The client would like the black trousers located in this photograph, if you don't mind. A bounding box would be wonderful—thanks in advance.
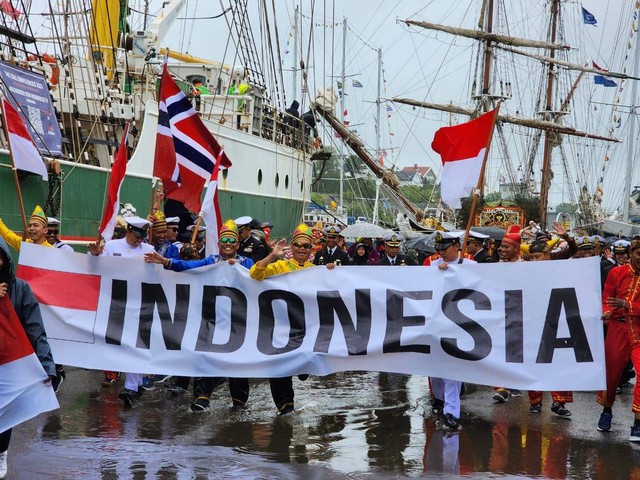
[0,429,11,453]
[193,377,226,398]
[270,377,294,410]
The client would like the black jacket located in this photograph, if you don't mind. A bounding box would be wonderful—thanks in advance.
[238,235,270,263]
[473,249,495,263]
[313,246,351,266]
[377,254,418,266]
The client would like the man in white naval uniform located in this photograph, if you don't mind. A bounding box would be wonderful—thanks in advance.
[46,217,74,252]
[88,216,155,406]
[428,231,475,431]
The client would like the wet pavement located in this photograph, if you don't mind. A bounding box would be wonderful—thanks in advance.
[8,368,640,479]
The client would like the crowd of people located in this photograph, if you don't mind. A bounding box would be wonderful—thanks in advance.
[2,202,640,477]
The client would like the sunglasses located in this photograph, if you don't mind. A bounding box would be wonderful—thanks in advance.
[220,237,237,244]
[292,242,312,249]
[47,229,59,235]
[169,227,179,233]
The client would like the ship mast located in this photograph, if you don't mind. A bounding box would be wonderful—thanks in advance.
[372,47,382,225]
[538,0,560,228]
[622,16,640,223]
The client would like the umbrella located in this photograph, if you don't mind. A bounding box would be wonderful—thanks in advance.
[404,233,436,256]
[471,226,505,241]
[340,222,389,239]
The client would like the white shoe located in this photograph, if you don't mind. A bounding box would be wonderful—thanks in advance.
[0,450,8,479]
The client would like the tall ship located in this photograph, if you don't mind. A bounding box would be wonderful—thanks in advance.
[0,0,314,244]
[306,1,637,237]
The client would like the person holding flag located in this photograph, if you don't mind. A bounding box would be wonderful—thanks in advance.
[153,57,231,217]
[0,206,67,393]
[145,219,254,412]
[0,236,58,478]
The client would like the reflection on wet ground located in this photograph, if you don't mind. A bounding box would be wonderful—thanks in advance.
[9,369,640,479]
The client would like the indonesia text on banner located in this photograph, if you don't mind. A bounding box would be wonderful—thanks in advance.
[17,243,605,391]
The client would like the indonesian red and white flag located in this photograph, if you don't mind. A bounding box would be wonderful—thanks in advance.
[17,261,101,347]
[0,296,59,433]
[431,108,499,209]
[98,125,129,240]
[202,151,225,257]
[2,98,48,181]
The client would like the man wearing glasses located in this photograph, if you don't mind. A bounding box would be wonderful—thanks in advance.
[46,218,73,252]
[250,223,335,415]
[145,219,254,412]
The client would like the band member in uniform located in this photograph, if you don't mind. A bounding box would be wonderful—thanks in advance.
[377,232,417,265]
[249,223,335,415]
[313,225,351,266]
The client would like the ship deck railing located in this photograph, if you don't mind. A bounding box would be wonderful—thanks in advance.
[195,94,313,154]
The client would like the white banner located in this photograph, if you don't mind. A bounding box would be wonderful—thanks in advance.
[17,243,606,391]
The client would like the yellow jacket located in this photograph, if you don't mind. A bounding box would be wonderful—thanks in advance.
[0,219,52,251]
[250,259,314,280]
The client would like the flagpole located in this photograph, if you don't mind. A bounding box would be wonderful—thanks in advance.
[0,100,29,239]
[191,214,204,244]
[460,103,501,260]
[98,123,129,242]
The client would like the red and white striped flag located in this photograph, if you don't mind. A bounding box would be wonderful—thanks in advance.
[98,125,129,240]
[1,98,48,180]
[431,108,499,209]
[0,296,59,432]
[17,264,101,346]
[202,151,225,257]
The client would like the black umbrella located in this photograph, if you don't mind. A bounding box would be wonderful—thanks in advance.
[471,226,505,241]
[404,233,436,256]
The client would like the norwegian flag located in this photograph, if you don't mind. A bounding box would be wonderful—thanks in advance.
[154,60,231,213]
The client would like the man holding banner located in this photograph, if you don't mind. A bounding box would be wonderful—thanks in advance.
[88,216,154,406]
[250,223,335,415]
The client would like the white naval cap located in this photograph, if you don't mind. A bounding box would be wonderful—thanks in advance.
[47,217,60,226]
[234,216,252,227]
[125,216,151,236]
[468,229,490,240]
[165,216,180,225]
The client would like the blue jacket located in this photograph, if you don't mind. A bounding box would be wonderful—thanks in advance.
[167,254,254,272]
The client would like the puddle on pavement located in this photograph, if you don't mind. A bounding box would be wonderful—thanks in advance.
[9,370,640,479]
